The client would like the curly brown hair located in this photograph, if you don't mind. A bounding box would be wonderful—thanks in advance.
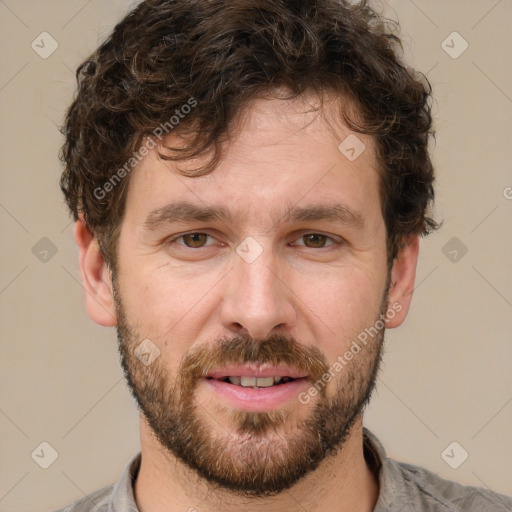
[60,0,439,269]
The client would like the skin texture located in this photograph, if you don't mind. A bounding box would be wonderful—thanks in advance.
[75,92,419,512]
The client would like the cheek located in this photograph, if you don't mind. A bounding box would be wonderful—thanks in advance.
[117,261,224,350]
[296,266,385,356]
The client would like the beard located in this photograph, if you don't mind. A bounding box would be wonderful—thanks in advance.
[114,280,388,497]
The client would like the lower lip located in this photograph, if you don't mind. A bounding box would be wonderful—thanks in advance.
[203,378,309,412]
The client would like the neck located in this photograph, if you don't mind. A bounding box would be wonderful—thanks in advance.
[133,415,379,512]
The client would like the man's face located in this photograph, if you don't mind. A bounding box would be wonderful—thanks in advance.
[112,93,391,495]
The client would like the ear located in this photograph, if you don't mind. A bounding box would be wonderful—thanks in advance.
[74,217,117,327]
[385,236,419,329]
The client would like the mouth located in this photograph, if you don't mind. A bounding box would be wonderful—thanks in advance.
[207,375,299,388]
[202,365,310,411]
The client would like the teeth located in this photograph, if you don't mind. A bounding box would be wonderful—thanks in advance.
[227,376,286,387]
[254,377,275,387]
[240,376,256,387]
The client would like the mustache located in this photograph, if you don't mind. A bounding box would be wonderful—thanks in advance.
[179,333,329,387]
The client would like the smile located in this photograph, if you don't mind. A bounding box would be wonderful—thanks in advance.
[202,365,310,411]
[213,375,297,388]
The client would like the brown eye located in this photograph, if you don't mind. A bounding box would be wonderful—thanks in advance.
[301,234,330,248]
[180,233,210,248]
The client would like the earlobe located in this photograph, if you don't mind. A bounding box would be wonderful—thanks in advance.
[74,218,117,327]
[385,236,419,329]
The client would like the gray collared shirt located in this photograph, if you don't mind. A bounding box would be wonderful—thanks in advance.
[53,428,512,511]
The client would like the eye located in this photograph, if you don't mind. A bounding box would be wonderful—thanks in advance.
[170,232,215,248]
[292,233,337,248]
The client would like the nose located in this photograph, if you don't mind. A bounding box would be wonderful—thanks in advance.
[219,244,296,340]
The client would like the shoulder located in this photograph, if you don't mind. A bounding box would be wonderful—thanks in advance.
[363,428,512,512]
[51,452,141,512]
[51,483,114,512]
[393,459,512,511]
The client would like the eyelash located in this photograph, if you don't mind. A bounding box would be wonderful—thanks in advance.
[166,232,340,249]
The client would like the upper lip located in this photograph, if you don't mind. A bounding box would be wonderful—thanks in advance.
[206,364,307,379]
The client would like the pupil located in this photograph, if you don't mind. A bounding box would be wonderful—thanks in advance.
[305,234,325,248]
[185,233,206,247]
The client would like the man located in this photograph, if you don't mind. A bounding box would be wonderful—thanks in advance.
[56,0,512,511]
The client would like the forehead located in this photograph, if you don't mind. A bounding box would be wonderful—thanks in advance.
[123,92,382,229]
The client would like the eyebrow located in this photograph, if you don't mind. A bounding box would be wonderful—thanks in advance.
[144,201,365,230]
[282,203,365,228]
[144,202,236,227]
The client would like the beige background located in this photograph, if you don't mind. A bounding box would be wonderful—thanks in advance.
[1,1,511,511]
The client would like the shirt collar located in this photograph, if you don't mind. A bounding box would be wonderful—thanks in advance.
[109,450,141,512]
